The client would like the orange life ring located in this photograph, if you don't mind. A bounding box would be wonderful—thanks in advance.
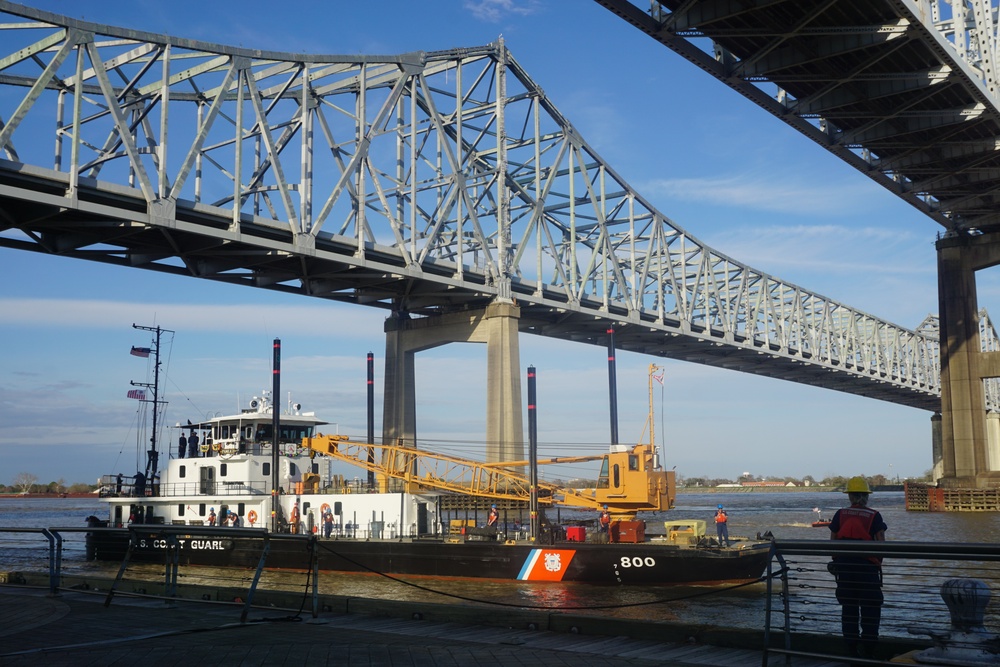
[290,505,300,534]
[320,503,331,515]
[247,510,258,525]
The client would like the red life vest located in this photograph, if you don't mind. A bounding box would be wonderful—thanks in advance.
[715,510,727,524]
[833,505,881,565]
[833,506,876,540]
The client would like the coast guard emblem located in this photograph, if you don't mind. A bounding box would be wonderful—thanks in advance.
[544,552,562,572]
[517,548,576,581]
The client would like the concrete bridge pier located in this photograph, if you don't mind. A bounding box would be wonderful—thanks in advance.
[935,232,1000,489]
[381,301,525,489]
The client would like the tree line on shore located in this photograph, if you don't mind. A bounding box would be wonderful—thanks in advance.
[564,471,932,489]
[2,472,95,496]
[5,469,934,496]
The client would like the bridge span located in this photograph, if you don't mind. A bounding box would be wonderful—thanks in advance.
[0,0,943,421]
[593,0,1000,487]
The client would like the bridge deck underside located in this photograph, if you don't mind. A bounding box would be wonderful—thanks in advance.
[598,0,1000,231]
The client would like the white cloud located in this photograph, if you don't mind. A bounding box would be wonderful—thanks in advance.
[463,0,538,22]
[0,298,386,338]
[641,174,887,216]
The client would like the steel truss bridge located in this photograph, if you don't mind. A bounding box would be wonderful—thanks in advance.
[0,1,979,413]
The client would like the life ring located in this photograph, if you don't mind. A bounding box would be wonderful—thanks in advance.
[321,503,331,516]
[290,505,300,534]
[247,510,258,525]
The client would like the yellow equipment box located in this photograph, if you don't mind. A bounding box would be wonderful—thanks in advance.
[663,520,706,545]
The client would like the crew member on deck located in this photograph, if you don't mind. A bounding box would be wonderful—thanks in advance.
[487,504,499,527]
[188,431,199,458]
[829,476,887,660]
[323,509,334,538]
[714,504,730,547]
[208,507,217,526]
[178,433,187,459]
[115,473,123,495]
[599,505,611,539]
[133,471,146,498]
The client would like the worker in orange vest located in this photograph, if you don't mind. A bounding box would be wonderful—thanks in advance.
[829,476,887,660]
[714,504,730,547]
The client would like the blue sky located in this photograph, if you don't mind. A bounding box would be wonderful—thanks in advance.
[0,0,973,486]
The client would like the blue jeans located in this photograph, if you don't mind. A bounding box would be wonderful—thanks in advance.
[716,522,729,546]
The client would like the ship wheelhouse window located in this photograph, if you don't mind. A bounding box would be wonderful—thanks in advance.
[177,504,184,516]
[220,463,227,477]
[179,466,186,478]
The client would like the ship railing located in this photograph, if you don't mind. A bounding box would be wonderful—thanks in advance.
[98,480,270,498]
[765,539,1000,665]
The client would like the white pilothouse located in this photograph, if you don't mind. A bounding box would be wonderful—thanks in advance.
[98,390,441,539]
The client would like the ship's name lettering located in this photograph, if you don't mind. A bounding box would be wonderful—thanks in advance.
[619,556,656,568]
[138,538,225,550]
[190,539,225,550]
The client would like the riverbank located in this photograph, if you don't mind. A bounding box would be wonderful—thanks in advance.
[678,486,838,493]
[678,485,904,493]
[0,493,97,499]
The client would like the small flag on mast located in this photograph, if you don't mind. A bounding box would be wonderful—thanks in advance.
[130,346,151,358]
[127,389,146,400]
[652,372,664,385]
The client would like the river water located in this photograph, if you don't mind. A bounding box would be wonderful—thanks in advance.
[1,492,998,632]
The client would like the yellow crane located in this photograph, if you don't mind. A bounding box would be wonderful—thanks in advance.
[300,435,675,519]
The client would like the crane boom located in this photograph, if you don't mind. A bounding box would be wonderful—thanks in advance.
[301,435,675,517]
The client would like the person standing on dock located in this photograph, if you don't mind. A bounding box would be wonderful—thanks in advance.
[829,476,887,661]
[714,505,730,547]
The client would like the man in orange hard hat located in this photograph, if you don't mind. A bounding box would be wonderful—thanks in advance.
[829,476,887,661]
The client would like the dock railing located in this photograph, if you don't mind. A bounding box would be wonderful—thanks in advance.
[766,539,1000,665]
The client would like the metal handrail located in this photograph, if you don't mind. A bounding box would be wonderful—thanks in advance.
[765,539,1000,666]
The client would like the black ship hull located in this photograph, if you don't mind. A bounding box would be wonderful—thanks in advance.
[86,529,770,584]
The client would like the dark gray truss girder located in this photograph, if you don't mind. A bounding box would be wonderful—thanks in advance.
[595,0,1000,231]
[0,1,945,411]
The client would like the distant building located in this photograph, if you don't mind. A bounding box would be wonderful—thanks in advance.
[740,481,795,487]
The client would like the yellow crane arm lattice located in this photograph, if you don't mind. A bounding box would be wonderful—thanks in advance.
[301,435,676,518]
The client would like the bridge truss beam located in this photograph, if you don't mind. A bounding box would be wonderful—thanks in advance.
[0,2,940,409]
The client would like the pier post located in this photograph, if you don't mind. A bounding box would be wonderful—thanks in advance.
[382,302,525,475]
[935,232,1000,491]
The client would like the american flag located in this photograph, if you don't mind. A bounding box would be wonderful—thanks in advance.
[127,389,146,400]
[130,346,151,358]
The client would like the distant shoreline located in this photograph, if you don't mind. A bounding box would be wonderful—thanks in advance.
[678,486,838,494]
[678,485,904,494]
[0,493,98,499]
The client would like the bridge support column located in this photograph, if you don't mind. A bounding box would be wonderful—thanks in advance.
[382,301,524,464]
[936,233,1000,489]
